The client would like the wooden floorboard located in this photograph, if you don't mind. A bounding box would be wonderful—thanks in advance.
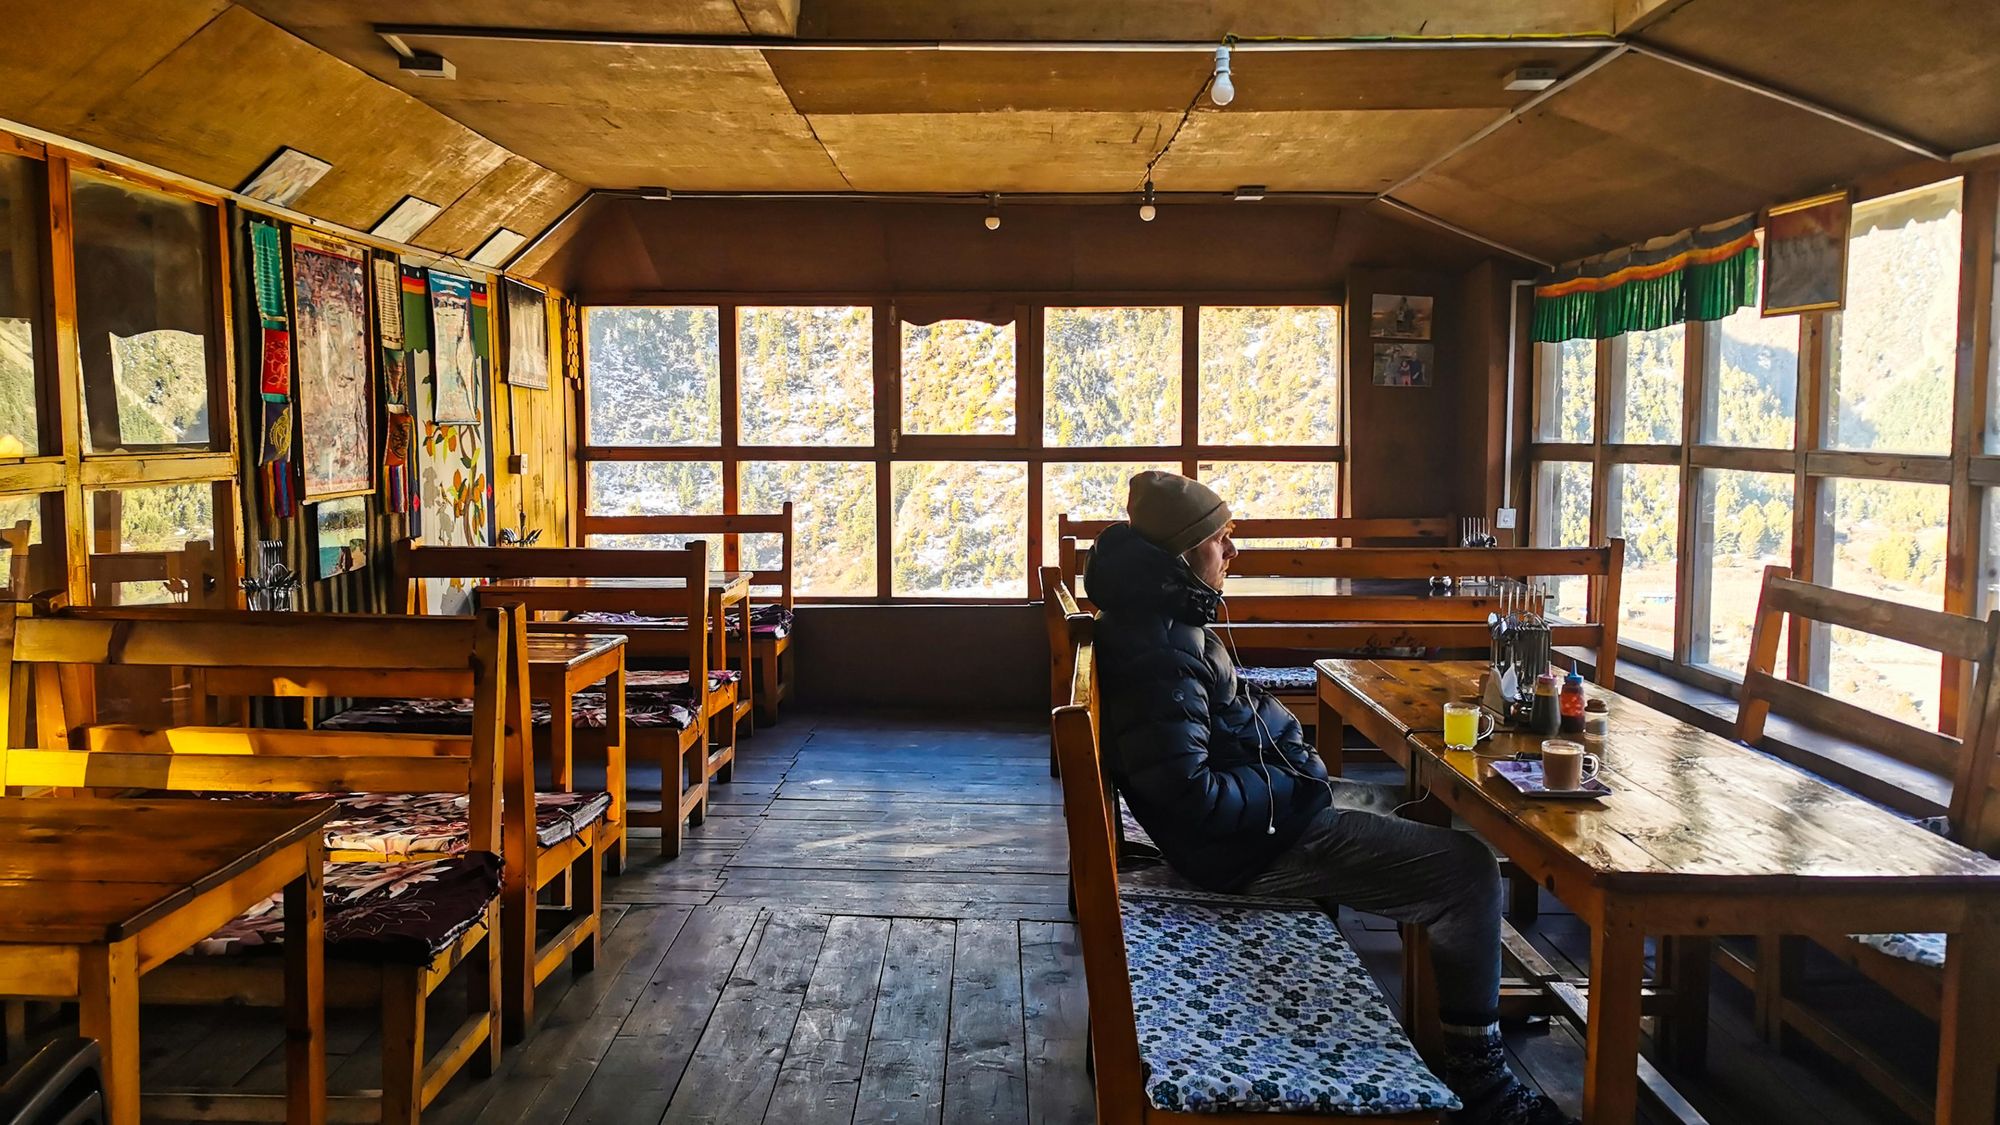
[121,711,1941,1125]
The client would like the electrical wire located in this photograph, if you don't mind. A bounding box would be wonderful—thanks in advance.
[1138,54,1221,189]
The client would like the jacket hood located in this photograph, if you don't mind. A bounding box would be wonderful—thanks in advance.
[1084,522,1220,626]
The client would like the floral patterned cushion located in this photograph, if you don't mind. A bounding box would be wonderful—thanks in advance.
[323,693,695,732]
[625,668,743,690]
[206,791,610,857]
[571,604,793,640]
[1120,892,1459,1115]
[191,853,502,965]
[1849,931,1946,968]
[1239,665,1319,694]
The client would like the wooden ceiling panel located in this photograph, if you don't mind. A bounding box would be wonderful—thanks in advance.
[0,0,229,127]
[1152,109,1505,193]
[1208,47,1604,112]
[413,156,583,257]
[1640,0,2000,153]
[798,0,1611,41]
[54,6,518,228]
[806,112,1180,192]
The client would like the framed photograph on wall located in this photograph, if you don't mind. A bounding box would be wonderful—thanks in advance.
[1370,294,1433,340]
[1371,341,1433,387]
[1762,190,1850,316]
[311,495,369,579]
[503,279,551,389]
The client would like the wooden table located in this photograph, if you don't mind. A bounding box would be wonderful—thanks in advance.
[1315,658,2000,1125]
[526,632,629,871]
[0,798,333,1125]
[481,573,753,702]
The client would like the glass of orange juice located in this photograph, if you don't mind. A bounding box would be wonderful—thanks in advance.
[1443,701,1493,750]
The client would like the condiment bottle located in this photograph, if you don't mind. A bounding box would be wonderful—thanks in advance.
[1583,698,1610,738]
[1530,672,1562,736]
[1559,669,1587,733]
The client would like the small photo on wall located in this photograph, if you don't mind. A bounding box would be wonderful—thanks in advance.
[1372,342,1433,387]
[312,496,369,580]
[1763,190,1850,316]
[1370,294,1433,340]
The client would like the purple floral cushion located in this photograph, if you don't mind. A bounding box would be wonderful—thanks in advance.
[323,694,695,733]
[191,853,502,965]
[196,791,612,857]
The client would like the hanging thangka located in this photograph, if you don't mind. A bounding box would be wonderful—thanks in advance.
[377,258,418,513]
[290,230,373,499]
[1531,212,1759,344]
[249,220,297,519]
[426,271,483,424]
[412,266,491,605]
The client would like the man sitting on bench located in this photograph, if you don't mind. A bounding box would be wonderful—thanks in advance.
[1088,471,1570,1125]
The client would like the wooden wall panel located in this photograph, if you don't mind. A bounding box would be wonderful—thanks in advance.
[1343,267,1464,519]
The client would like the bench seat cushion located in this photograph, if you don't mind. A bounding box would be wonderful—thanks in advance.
[316,790,612,856]
[323,694,696,733]
[571,605,794,640]
[1850,931,1946,968]
[1121,892,1459,1116]
[193,853,502,965]
[1238,665,1318,694]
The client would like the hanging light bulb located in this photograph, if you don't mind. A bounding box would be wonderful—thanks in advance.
[984,193,1001,231]
[1139,180,1157,223]
[1210,44,1235,107]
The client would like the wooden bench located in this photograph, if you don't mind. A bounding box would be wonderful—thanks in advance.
[1062,529,1625,744]
[580,506,797,725]
[1051,617,1456,1122]
[1724,566,2000,1120]
[1040,565,1085,777]
[0,607,513,1122]
[393,540,725,857]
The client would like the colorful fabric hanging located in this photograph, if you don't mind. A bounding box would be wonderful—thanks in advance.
[251,222,288,325]
[249,220,299,520]
[1532,213,1759,343]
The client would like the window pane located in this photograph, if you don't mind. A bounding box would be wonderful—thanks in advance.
[1702,297,1797,449]
[585,307,719,446]
[1197,306,1341,445]
[71,174,214,452]
[1691,470,1792,672]
[1197,460,1340,520]
[891,461,1026,597]
[1608,463,1679,653]
[741,461,877,597]
[1819,477,1947,727]
[585,461,723,534]
[740,306,873,446]
[1533,461,1593,619]
[87,483,216,606]
[1985,490,2000,616]
[1535,339,1594,443]
[0,493,59,598]
[0,154,45,458]
[900,319,1015,436]
[1827,179,1962,455]
[1042,461,1177,564]
[1044,307,1180,447]
[1610,325,1683,444]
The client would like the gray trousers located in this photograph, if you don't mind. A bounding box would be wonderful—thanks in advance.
[1242,780,1504,1026]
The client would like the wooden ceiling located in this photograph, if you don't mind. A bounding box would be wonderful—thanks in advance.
[4,0,1994,270]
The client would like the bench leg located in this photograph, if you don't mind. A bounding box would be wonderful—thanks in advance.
[572,841,602,976]
[470,917,502,1078]
[1656,935,1710,1074]
[380,964,425,1125]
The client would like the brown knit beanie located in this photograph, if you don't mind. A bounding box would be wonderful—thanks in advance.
[1127,471,1231,557]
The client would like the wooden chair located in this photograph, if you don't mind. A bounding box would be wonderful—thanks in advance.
[579,506,797,725]
[0,607,512,1123]
[1051,618,1454,1124]
[395,540,720,859]
[1723,566,2000,1120]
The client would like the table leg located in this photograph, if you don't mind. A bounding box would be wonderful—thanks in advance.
[1314,682,1343,778]
[76,940,139,1125]
[1583,909,1646,1125]
[1937,922,2000,1125]
[1655,935,1710,1074]
[284,856,327,1125]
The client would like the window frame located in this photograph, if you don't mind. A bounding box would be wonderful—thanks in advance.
[577,292,1347,603]
[1528,171,1994,738]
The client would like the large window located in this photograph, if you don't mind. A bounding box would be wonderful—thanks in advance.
[583,301,1343,600]
[1528,174,1986,748]
[0,153,45,459]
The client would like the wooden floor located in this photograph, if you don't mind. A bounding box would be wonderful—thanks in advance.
[133,712,1922,1124]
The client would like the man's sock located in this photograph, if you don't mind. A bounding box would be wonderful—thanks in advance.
[1436,1023,1574,1125]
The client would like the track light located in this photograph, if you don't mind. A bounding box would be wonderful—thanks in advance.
[984,193,1001,231]
[1139,180,1157,222]
[1210,45,1234,106]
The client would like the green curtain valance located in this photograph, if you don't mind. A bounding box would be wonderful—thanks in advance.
[1532,213,1759,343]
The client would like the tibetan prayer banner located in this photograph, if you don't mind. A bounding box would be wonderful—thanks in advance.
[1533,213,1758,343]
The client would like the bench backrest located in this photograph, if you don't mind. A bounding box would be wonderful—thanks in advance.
[575,504,795,611]
[1737,566,2000,853]
[1040,566,1084,710]
[0,607,523,857]
[87,540,221,607]
[1050,622,1156,1120]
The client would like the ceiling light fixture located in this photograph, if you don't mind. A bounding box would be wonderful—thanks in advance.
[984,193,1001,231]
[1233,185,1266,202]
[1505,64,1558,92]
[397,50,456,80]
[1210,45,1235,106]
[1139,181,1157,222]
